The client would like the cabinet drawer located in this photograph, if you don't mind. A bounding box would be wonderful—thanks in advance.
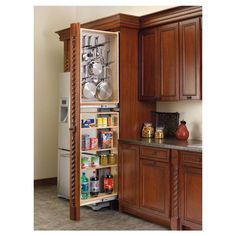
[140,146,170,161]
[182,151,202,165]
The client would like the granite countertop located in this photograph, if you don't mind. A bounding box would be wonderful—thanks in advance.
[119,137,202,153]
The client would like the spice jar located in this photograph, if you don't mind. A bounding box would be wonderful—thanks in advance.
[155,127,164,139]
[142,123,154,138]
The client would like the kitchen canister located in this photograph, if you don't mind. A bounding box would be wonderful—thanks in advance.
[142,123,154,138]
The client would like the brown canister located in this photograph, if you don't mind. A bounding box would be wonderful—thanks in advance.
[100,154,108,165]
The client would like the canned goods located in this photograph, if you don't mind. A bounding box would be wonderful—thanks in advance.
[82,134,90,150]
[96,117,103,127]
[102,117,107,127]
[107,116,115,126]
[100,154,108,165]
[108,153,116,165]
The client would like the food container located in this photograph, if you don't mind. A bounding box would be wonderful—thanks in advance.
[99,131,113,149]
[102,117,107,127]
[82,134,90,150]
[96,117,103,127]
[108,153,116,165]
[155,127,164,139]
[90,137,98,150]
[107,116,115,126]
[91,155,99,167]
[142,123,154,138]
[100,154,108,165]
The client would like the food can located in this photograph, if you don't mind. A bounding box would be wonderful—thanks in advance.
[96,117,103,127]
[107,116,115,126]
[102,117,107,127]
[82,134,90,150]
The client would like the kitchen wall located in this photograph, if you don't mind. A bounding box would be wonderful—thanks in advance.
[34,6,172,180]
[156,101,202,140]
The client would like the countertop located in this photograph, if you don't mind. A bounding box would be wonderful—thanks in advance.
[119,137,202,153]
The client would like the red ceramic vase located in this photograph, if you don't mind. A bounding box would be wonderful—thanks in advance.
[176,120,189,141]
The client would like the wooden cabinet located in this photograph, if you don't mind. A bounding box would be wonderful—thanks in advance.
[140,147,170,219]
[139,17,202,101]
[156,23,179,101]
[139,28,157,100]
[179,151,202,230]
[179,18,201,100]
[119,144,139,208]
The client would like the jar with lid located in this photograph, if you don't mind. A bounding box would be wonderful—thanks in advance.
[108,153,116,165]
[142,123,154,138]
[100,154,108,165]
[155,127,164,139]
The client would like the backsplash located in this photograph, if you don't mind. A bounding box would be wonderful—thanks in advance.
[156,100,202,140]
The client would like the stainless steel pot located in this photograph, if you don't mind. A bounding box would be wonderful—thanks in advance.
[96,80,112,101]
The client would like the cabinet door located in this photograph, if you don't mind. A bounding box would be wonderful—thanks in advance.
[140,158,170,218]
[139,28,157,100]
[180,151,202,229]
[119,144,139,208]
[156,23,179,101]
[179,18,201,100]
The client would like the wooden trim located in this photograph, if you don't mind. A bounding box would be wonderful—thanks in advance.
[140,6,202,29]
[34,177,57,187]
[69,23,81,221]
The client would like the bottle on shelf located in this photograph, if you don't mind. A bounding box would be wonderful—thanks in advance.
[81,172,89,199]
[90,171,99,197]
[104,171,113,194]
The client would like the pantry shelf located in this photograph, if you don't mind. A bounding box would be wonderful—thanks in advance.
[82,164,117,171]
[81,126,118,130]
[81,148,118,153]
[80,192,118,206]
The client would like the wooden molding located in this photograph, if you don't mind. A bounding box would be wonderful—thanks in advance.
[140,6,202,29]
[34,177,57,187]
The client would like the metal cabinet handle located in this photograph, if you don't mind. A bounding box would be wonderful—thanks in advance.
[187,96,192,100]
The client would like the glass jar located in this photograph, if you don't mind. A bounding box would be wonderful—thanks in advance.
[100,154,108,165]
[108,153,116,165]
[155,127,164,139]
[142,123,154,138]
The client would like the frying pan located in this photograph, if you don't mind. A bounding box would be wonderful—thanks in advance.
[82,80,97,99]
[96,80,113,101]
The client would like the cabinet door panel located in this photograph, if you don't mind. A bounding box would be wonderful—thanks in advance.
[139,29,157,100]
[156,23,179,101]
[119,144,139,207]
[179,18,201,100]
[140,158,170,217]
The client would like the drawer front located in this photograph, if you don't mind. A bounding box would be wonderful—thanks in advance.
[181,151,202,166]
[140,146,170,161]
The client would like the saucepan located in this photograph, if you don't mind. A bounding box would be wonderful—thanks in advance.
[82,79,97,99]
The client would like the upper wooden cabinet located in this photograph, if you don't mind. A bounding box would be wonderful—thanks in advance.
[179,18,201,100]
[139,17,202,101]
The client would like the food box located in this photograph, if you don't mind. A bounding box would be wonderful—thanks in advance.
[81,119,95,128]
[91,155,99,167]
[81,156,91,169]
[90,137,98,150]
[99,131,113,149]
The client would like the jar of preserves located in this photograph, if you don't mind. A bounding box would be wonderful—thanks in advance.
[108,153,116,165]
[100,154,108,165]
[155,127,164,139]
[142,123,154,138]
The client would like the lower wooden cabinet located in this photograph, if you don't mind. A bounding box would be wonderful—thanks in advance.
[179,151,202,230]
[118,143,202,230]
[118,144,139,209]
[140,157,170,219]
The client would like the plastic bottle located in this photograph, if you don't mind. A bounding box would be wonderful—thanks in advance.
[90,171,99,197]
[81,172,89,199]
[104,171,113,194]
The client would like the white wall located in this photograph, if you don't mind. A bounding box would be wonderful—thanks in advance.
[156,101,202,140]
[34,6,172,180]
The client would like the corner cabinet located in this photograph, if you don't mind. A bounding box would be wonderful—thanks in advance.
[139,17,202,101]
